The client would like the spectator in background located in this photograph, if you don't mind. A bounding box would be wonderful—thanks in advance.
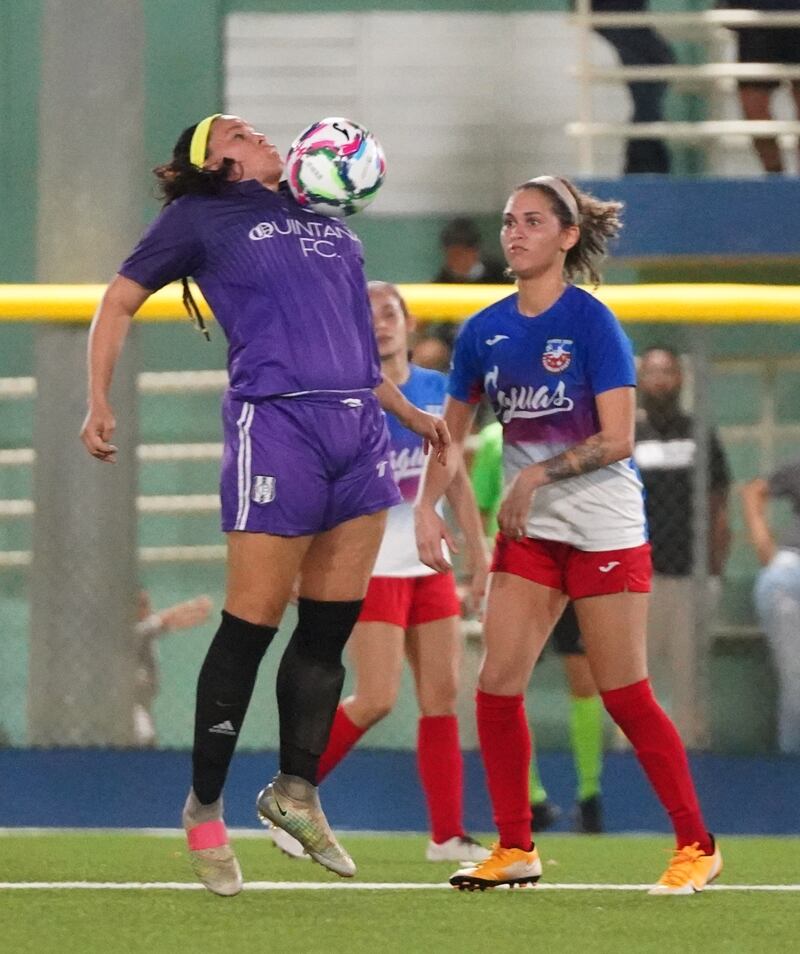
[719,0,800,174]
[433,217,509,285]
[740,462,800,753]
[429,217,509,360]
[634,347,731,749]
[591,0,676,174]
[412,330,452,373]
[134,590,213,747]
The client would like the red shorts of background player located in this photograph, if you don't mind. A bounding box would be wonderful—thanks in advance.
[359,571,462,628]
[491,535,651,600]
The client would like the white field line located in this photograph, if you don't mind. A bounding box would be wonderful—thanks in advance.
[0,881,798,892]
[0,827,421,839]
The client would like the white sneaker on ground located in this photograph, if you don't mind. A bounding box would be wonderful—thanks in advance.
[426,835,491,863]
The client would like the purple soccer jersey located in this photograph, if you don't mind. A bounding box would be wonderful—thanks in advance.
[120,180,381,400]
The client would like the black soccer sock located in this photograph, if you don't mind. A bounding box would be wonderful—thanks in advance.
[192,610,277,805]
[276,597,363,784]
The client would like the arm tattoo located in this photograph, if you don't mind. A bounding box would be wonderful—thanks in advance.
[543,435,610,483]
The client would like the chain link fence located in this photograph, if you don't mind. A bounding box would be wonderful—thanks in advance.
[1,309,798,753]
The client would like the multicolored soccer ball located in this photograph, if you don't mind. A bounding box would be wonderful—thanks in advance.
[285,117,386,218]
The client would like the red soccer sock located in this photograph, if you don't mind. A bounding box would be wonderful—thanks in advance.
[476,690,533,850]
[601,679,713,854]
[316,704,366,783]
[417,715,465,844]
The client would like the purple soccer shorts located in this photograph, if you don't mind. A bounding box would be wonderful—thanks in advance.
[220,390,401,536]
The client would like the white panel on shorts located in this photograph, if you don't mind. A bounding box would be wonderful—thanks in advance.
[234,401,255,531]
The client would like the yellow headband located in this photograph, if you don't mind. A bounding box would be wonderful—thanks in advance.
[189,113,222,170]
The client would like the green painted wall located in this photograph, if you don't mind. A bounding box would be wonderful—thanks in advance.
[0,2,41,282]
[143,0,223,222]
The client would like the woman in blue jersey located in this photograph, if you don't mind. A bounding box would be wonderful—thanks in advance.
[79,114,448,896]
[269,282,490,863]
[415,176,721,895]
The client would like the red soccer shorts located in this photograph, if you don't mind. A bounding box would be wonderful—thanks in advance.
[359,572,462,628]
[491,535,652,600]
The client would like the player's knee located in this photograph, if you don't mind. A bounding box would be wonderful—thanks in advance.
[478,660,527,696]
[357,696,395,726]
[418,679,458,716]
[290,597,364,665]
[224,595,286,629]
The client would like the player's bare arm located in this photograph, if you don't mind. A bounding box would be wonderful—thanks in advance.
[740,477,777,566]
[375,375,450,463]
[415,396,475,572]
[81,274,152,462]
[497,386,635,537]
[445,461,490,611]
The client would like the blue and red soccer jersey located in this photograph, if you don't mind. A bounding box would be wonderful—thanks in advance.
[449,286,646,551]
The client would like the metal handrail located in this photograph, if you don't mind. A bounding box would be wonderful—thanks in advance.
[577,11,800,29]
[584,63,800,84]
[570,3,800,173]
[568,119,800,140]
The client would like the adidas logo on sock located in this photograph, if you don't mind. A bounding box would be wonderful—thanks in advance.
[209,720,237,736]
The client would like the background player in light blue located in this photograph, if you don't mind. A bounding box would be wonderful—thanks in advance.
[416,175,720,895]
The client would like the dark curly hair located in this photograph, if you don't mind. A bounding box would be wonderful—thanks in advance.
[514,177,623,287]
[153,123,237,206]
[153,122,238,340]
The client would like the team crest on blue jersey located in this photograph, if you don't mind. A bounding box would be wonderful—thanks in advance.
[251,475,276,504]
[542,339,574,373]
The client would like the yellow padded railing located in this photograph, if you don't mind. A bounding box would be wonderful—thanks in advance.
[0,283,799,323]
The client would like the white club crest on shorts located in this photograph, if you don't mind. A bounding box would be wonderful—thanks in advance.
[251,475,276,504]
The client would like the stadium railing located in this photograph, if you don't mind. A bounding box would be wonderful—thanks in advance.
[569,2,800,174]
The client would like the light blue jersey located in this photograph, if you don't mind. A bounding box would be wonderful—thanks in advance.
[373,365,446,576]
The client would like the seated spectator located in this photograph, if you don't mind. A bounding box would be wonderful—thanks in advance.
[719,0,800,174]
[432,217,508,284]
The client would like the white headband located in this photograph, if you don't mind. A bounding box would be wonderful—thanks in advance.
[525,176,580,224]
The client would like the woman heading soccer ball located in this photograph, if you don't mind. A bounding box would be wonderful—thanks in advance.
[80,114,449,896]
[415,175,722,895]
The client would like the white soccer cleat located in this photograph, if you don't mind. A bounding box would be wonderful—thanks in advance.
[426,835,491,863]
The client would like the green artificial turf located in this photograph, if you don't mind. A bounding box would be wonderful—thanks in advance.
[1,833,797,954]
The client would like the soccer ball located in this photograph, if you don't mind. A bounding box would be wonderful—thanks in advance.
[285,117,386,218]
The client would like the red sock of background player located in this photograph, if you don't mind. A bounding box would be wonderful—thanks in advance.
[602,679,713,853]
[316,704,366,782]
[417,715,465,844]
[476,690,533,850]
